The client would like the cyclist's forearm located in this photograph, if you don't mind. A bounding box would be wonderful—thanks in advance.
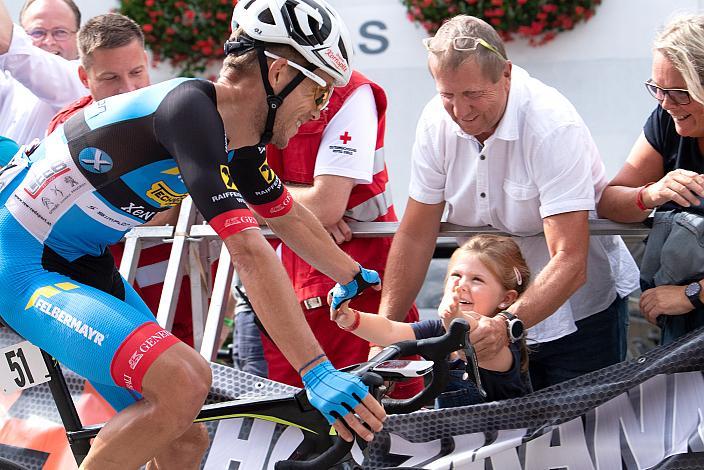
[224,231,325,372]
[266,202,358,283]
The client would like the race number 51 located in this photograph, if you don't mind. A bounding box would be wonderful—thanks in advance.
[0,341,51,394]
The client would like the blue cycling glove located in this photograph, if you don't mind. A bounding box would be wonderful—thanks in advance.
[329,264,381,309]
[302,360,368,424]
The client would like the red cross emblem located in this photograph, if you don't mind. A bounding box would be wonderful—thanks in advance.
[339,131,352,145]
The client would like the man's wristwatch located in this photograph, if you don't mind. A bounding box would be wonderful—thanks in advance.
[497,311,525,343]
[685,282,704,309]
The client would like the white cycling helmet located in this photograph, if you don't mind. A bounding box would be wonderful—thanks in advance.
[230,0,353,86]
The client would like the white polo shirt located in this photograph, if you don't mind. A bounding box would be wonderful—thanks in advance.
[410,65,639,343]
[0,24,85,144]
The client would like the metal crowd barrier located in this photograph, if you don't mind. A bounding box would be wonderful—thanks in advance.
[117,197,650,362]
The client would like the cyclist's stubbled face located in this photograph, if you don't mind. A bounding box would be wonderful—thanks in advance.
[444,254,515,318]
[270,67,331,149]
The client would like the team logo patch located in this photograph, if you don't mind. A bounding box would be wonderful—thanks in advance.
[259,160,275,184]
[339,131,352,144]
[23,162,70,199]
[220,165,238,190]
[78,148,113,174]
[146,181,187,207]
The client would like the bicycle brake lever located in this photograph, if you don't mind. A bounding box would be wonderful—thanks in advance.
[463,343,487,399]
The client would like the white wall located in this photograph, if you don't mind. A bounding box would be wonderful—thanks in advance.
[8,0,704,215]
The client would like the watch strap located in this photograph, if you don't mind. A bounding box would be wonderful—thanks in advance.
[687,283,704,309]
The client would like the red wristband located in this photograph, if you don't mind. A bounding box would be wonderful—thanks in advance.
[636,183,654,211]
[339,309,361,332]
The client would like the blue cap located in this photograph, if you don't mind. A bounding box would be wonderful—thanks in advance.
[0,136,19,167]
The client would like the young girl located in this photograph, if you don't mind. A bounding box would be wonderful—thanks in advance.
[331,234,532,407]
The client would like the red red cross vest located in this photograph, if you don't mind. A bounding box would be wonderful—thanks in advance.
[267,71,397,303]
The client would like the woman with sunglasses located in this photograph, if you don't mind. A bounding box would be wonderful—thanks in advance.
[598,14,704,345]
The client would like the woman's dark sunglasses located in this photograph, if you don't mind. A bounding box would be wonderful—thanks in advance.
[644,80,691,105]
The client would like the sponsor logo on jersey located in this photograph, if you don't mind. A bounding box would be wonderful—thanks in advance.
[211,191,245,203]
[123,374,134,390]
[85,205,133,228]
[25,283,105,346]
[127,330,173,371]
[259,160,275,184]
[220,165,238,190]
[223,215,258,228]
[24,162,70,198]
[121,202,157,221]
[269,191,292,214]
[146,181,187,207]
[79,147,113,174]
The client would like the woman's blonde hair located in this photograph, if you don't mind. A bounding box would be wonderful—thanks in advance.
[654,14,704,105]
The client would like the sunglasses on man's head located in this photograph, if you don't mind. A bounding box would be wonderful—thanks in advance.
[422,36,506,60]
[644,80,691,106]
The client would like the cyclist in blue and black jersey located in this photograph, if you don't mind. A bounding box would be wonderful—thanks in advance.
[0,1,385,468]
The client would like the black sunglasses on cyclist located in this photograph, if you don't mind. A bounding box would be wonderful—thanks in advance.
[644,80,691,106]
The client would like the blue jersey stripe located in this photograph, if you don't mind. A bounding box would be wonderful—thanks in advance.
[83,78,195,131]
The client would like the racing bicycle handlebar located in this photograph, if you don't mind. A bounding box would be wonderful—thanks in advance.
[275,318,470,469]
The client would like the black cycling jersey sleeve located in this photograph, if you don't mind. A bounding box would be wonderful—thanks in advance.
[227,145,293,218]
[153,80,253,224]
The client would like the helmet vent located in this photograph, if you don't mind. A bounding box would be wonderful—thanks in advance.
[258,9,275,26]
[337,37,347,61]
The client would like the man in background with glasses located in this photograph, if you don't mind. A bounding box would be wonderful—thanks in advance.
[0,0,84,144]
[379,15,639,390]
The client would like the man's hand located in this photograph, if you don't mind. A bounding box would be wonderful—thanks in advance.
[329,265,381,310]
[640,285,693,325]
[468,315,508,362]
[325,218,352,245]
[301,360,386,442]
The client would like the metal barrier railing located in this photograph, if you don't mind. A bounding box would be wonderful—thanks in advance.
[117,197,649,361]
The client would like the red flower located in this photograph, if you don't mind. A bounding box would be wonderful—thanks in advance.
[216,11,229,21]
[575,5,585,15]
[542,4,558,13]
[145,0,154,6]
[490,0,503,5]
[517,0,528,4]
[142,24,153,33]
[490,18,501,26]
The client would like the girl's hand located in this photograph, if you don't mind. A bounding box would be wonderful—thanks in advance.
[329,297,357,328]
[438,278,461,323]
